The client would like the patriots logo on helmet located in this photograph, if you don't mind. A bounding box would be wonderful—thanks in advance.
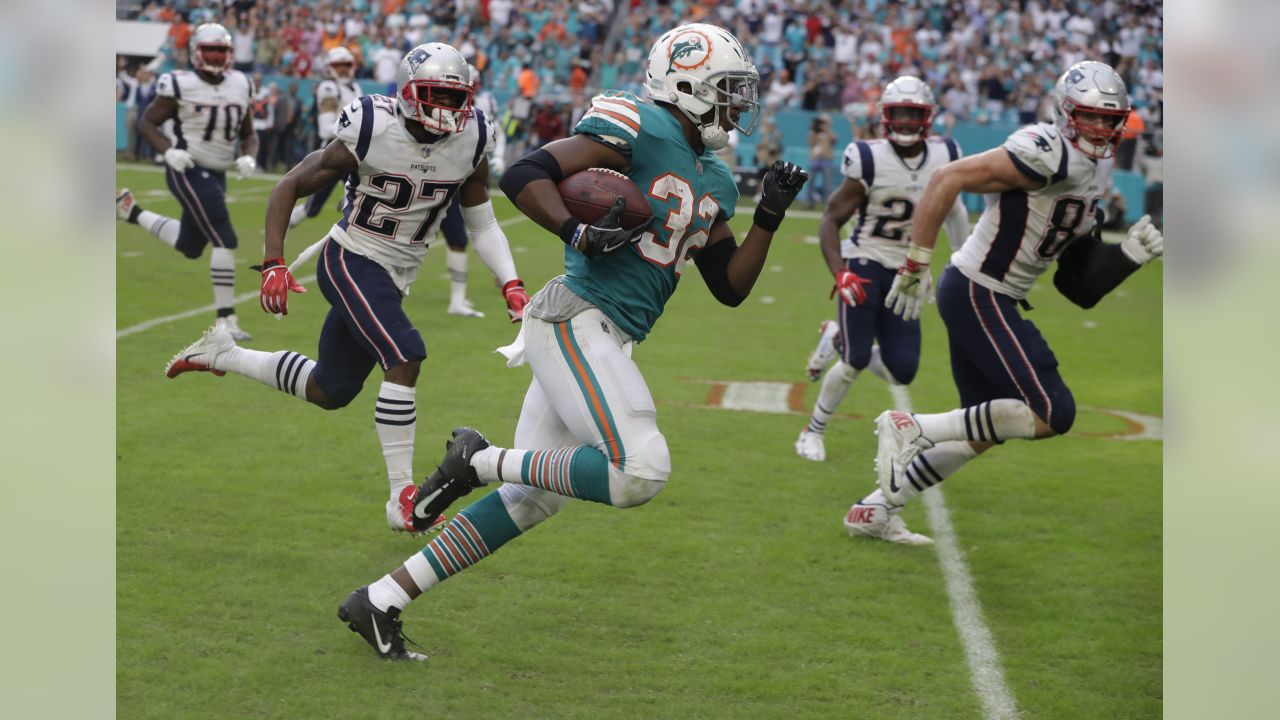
[666,32,711,74]
[1066,68,1085,86]
[406,48,432,73]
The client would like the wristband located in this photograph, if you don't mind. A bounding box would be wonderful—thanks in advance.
[903,244,932,270]
[261,257,286,271]
[559,218,584,246]
[752,205,784,233]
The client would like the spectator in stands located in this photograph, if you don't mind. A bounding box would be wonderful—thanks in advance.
[133,68,158,162]
[532,101,566,149]
[252,79,276,169]
[806,115,837,208]
[271,80,301,173]
[765,68,798,109]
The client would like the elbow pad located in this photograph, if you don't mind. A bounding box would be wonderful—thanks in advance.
[1053,236,1140,309]
[498,149,564,206]
[695,239,746,307]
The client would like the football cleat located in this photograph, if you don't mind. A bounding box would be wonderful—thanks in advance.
[387,484,446,534]
[874,410,933,505]
[164,324,234,378]
[116,188,137,223]
[843,496,933,545]
[216,313,252,342]
[805,319,841,381]
[794,428,826,462]
[337,586,427,661]
[411,427,490,531]
[447,298,485,318]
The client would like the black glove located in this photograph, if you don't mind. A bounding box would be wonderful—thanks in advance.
[754,160,809,232]
[560,196,650,257]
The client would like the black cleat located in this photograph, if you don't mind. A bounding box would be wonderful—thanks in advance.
[337,586,427,661]
[411,427,491,530]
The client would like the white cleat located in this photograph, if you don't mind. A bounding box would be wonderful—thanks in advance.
[795,429,826,462]
[216,314,252,342]
[447,299,485,318]
[116,188,136,222]
[805,319,841,381]
[874,410,932,505]
[165,323,236,378]
[386,485,445,535]
[843,497,933,545]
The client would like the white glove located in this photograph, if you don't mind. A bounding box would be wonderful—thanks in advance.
[163,147,195,172]
[1120,214,1163,265]
[234,155,257,180]
[885,245,934,321]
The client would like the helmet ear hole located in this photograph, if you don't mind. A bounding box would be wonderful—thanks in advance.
[676,81,693,95]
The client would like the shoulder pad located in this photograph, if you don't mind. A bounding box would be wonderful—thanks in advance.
[333,95,396,161]
[1004,124,1068,185]
[156,72,180,99]
[575,92,643,148]
[931,136,962,161]
[841,140,875,186]
[316,80,339,99]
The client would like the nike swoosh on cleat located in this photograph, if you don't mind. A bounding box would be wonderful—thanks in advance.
[888,467,901,494]
[414,487,444,518]
[370,614,392,654]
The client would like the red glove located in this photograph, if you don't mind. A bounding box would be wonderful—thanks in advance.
[259,257,307,315]
[830,269,871,307]
[502,279,530,322]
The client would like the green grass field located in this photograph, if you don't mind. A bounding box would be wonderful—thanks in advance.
[116,164,1161,719]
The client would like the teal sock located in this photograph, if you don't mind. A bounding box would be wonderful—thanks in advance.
[520,446,612,505]
[421,491,523,581]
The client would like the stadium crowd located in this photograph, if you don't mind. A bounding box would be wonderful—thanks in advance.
[117,0,1162,187]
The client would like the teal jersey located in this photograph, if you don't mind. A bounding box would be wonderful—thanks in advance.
[564,92,739,342]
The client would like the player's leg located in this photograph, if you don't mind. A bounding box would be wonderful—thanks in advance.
[115,188,181,247]
[342,377,578,660]
[796,260,881,461]
[288,175,340,228]
[441,196,482,317]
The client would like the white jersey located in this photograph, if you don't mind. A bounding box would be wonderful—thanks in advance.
[315,78,364,141]
[952,123,1112,299]
[839,136,963,268]
[156,69,253,172]
[329,94,491,290]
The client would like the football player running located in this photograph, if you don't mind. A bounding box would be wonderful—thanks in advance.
[795,77,967,460]
[286,47,364,230]
[116,23,258,341]
[864,61,1162,534]
[164,44,531,536]
[335,24,807,660]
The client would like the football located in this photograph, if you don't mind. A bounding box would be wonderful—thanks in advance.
[557,168,653,230]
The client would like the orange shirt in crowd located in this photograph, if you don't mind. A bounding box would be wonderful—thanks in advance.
[570,65,588,92]
[1121,110,1145,140]
[518,67,540,98]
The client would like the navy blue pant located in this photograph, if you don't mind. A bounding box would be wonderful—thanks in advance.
[441,194,467,249]
[936,265,1076,435]
[164,165,237,258]
[311,239,427,408]
[838,257,921,385]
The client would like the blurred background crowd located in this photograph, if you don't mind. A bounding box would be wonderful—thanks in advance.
[115,0,1162,221]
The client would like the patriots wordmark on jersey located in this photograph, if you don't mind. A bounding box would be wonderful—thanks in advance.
[564,92,740,342]
[839,136,962,269]
[951,123,1113,299]
[328,94,492,290]
[156,69,253,172]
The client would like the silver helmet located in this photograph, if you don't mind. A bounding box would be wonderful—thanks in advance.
[189,23,233,78]
[1052,60,1131,159]
[879,76,936,146]
[325,46,357,82]
[645,23,760,150]
[395,43,473,134]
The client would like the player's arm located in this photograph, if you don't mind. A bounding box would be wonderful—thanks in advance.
[234,98,259,179]
[819,177,873,307]
[264,141,357,259]
[1054,212,1163,309]
[695,161,809,306]
[886,149,1042,320]
[943,196,970,252]
[460,156,529,321]
[138,97,178,154]
[498,134,638,254]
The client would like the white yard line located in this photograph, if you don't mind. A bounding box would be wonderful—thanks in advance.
[888,383,1022,720]
[116,216,530,340]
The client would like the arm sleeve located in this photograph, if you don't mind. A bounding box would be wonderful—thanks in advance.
[693,238,747,307]
[461,200,518,285]
[1052,233,1142,309]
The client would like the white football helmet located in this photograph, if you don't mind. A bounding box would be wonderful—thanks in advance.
[1052,60,1131,159]
[645,23,760,150]
[325,46,357,82]
[189,23,233,78]
[879,76,936,146]
[395,43,473,134]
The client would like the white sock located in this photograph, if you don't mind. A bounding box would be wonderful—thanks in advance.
[288,204,308,228]
[866,345,895,384]
[470,444,522,484]
[210,247,236,312]
[446,249,468,305]
[375,382,416,496]
[913,399,1037,444]
[137,210,179,247]
[805,361,858,434]
[892,441,980,504]
[403,551,439,594]
[215,347,315,399]
[367,574,412,612]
